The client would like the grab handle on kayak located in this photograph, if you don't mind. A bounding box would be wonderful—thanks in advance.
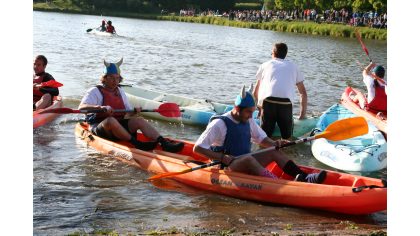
[352,179,387,193]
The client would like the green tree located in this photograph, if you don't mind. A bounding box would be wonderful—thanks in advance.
[352,0,371,11]
[294,0,304,10]
[369,0,386,12]
[264,0,276,10]
[126,0,142,11]
[275,0,295,10]
[315,0,334,11]
[333,0,352,9]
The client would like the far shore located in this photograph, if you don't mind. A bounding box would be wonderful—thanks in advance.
[33,5,387,40]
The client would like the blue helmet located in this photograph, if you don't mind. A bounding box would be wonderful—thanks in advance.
[372,65,385,78]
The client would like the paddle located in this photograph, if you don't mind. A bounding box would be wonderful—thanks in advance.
[148,116,368,181]
[39,80,63,88]
[87,25,103,33]
[39,102,182,118]
[355,29,372,62]
[356,60,387,85]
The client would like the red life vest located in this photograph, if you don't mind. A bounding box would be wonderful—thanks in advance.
[33,75,45,103]
[94,86,126,122]
[367,80,387,113]
[106,25,115,33]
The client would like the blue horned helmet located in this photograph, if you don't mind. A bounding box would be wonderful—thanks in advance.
[234,83,255,108]
[103,58,123,76]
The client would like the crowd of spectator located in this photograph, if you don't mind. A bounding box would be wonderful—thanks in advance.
[177,8,386,29]
[179,9,196,16]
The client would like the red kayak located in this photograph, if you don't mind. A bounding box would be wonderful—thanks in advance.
[75,122,387,215]
[33,96,63,128]
[341,87,387,136]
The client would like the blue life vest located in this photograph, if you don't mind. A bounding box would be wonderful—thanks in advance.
[210,115,251,156]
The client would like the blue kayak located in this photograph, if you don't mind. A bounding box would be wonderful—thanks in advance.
[311,104,387,172]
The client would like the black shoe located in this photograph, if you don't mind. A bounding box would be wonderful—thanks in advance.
[134,140,158,151]
[295,170,327,184]
[160,139,184,153]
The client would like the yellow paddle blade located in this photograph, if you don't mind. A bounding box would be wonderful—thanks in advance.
[148,169,191,181]
[316,117,368,141]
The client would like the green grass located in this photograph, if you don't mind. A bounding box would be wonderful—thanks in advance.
[68,229,119,235]
[340,220,359,230]
[157,15,386,40]
[369,230,387,236]
[283,223,293,231]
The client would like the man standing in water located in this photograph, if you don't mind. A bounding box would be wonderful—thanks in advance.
[253,43,307,139]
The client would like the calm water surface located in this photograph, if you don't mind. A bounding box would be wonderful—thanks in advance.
[33,11,387,235]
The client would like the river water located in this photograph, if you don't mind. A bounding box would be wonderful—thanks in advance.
[33,11,387,235]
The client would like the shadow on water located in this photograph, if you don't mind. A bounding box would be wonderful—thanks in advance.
[149,178,386,234]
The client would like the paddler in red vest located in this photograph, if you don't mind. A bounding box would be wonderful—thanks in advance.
[78,58,184,153]
[193,85,327,183]
[353,62,387,116]
[106,20,116,34]
[33,55,59,110]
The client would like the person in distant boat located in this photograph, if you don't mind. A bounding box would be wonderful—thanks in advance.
[193,85,326,184]
[100,20,106,31]
[253,42,307,140]
[353,62,387,115]
[33,55,59,110]
[78,58,184,153]
[106,20,116,34]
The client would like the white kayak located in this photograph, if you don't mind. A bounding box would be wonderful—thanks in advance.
[311,104,387,172]
[122,85,318,138]
[87,28,114,36]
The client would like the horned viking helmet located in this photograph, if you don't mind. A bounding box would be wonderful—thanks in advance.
[235,83,255,108]
[103,58,123,75]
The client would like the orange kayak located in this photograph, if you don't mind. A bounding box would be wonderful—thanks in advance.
[75,122,387,215]
[341,87,387,136]
[33,96,63,128]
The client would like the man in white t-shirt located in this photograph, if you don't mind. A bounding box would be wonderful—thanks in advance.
[79,58,184,153]
[253,42,307,139]
[193,85,326,183]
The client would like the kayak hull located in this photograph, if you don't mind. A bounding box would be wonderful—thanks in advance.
[88,28,114,36]
[123,86,318,137]
[341,87,387,135]
[33,96,63,128]
[75,122,387,215]
[311,104,387,172]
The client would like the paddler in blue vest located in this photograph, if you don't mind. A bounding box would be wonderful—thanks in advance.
[193,85,326,183]
[78,58,184,153]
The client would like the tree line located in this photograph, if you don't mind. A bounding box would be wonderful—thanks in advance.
[33,0,236,12]
[267,0,386,12]
[33,0,386,13]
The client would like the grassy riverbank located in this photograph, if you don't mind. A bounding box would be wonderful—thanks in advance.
[158,15,386,40]
[33,2,386,40]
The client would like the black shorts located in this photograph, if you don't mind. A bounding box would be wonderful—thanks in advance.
[260,97,294,139]
[90,119,130,141]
